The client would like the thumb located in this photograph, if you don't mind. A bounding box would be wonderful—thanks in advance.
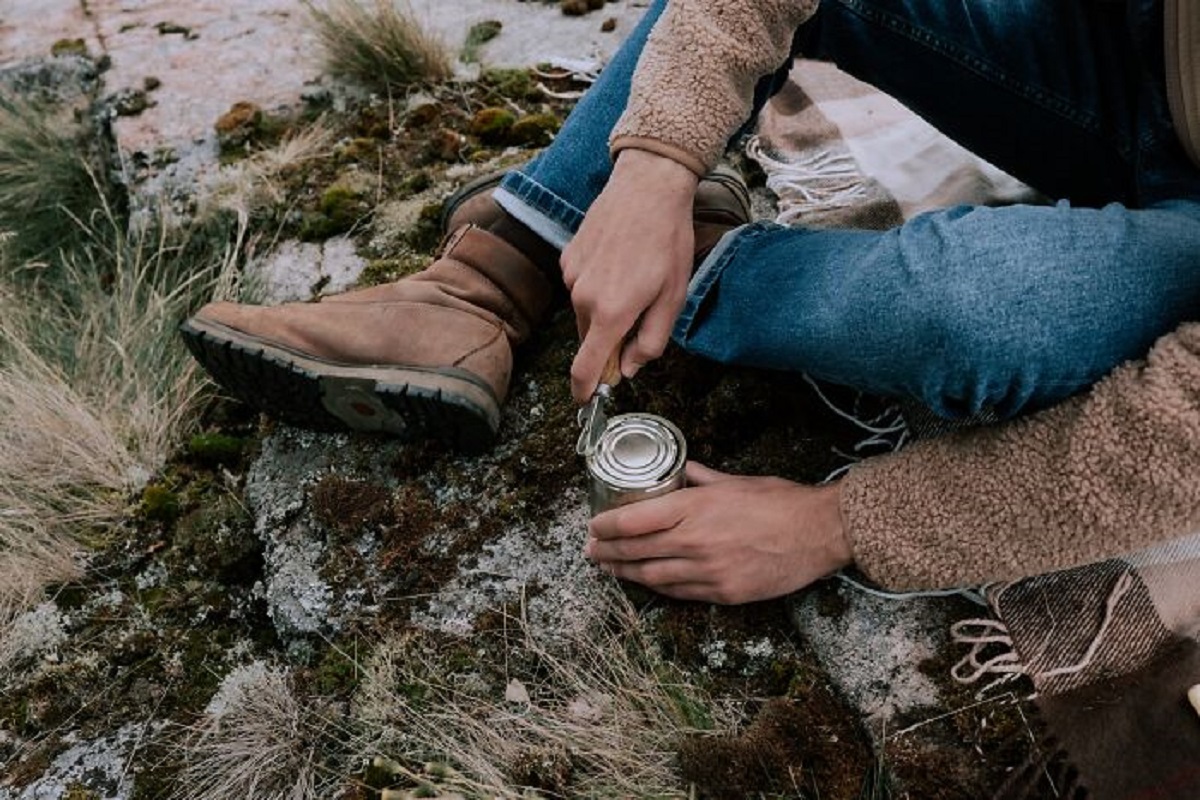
[685,461,735,486]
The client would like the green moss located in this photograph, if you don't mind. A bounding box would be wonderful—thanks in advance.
[479,67,538,102]
[461,19,503,64]
[508,113,561,147]
[169,495,258,584]
[309,640,365,697]
[338,136,380,163]
[399,170,432,196]
[187,432,246,466]
[140,484,180,524]
[398,202,445,253]
[300,185,369,241]
[51,39,88,58]
[298,211,340,241]
[358,251,428,286]
[321,184,368,226]
[468,107,516,144]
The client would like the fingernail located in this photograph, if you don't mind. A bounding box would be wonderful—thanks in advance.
[583,539,595,558]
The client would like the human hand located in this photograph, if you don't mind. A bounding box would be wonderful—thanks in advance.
[584,462,853,604]
[561,149,699,402]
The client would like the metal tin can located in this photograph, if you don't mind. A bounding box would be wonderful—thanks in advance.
[586,413,687,516]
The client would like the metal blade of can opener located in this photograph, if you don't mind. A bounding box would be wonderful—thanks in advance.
[575,350,623,457]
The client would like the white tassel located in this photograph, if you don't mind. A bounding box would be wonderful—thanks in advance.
[950,617,1027,685]
[745,135,870,225]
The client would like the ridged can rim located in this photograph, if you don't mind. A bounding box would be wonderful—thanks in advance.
[586,413,686,490]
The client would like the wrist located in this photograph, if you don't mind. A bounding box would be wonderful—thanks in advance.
[812,481,853,571]
[613,148,699,193]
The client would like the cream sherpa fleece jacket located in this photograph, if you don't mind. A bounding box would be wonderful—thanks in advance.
[611,1,1200,589]
[844,324,1200,589]
[610,0,819,176]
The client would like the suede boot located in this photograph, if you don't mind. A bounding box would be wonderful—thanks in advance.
[181,167,751,452]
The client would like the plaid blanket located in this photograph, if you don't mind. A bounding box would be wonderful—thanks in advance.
[963,541,1200,800]
[751,59,1200,800]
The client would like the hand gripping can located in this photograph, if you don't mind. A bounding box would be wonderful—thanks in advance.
[585,413,687,516]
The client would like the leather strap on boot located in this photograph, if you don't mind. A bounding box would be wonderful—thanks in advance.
[423,224,556,343]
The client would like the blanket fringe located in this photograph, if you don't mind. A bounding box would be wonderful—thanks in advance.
[803,375,908,486]
[951,617,1028,694]
[987,571,1136,684]
[745,135,871,224]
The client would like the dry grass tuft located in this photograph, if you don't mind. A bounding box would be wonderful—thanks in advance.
[352,585,730,798]
[176,666,344,800]
[206,118,337,217]
[305,0,453,93]
[0,211,245,665]
[0,513,79,671]
[0,99,249,661]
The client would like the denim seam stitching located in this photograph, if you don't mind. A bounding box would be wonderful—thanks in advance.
[499,174,586,234]
[674,223,765,339]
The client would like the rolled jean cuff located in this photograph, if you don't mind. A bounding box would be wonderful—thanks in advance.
[494,172,585,251]
[672,223,750,345]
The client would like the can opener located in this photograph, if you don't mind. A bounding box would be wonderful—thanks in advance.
[575,350,622,457]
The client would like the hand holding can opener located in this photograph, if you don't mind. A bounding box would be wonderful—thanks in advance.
[575,349,623,457]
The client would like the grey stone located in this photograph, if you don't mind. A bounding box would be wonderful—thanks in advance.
[0,603,67,673]
[7,724,147,800]
[413,494,604,645]
[248,237,366,305]
[790,580,966,728]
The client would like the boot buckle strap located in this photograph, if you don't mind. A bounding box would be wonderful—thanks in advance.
[436,224,477,258]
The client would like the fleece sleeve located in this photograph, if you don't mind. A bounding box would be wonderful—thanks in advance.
[841,322,1200,590]
[609,0,819,176]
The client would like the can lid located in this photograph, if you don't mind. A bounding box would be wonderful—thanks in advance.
[588,414,685,490]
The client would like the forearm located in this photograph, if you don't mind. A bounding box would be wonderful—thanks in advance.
[610,0,819,175]
[841,323,1200,590]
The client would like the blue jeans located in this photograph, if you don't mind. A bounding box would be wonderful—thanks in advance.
[494,0,1200,419]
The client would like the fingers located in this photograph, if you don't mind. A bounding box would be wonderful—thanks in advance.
[685,461,734,486]
[620,290,682,379]
[656,583,723,603]
[603,557,695,587]
[589,491,688,541]
[586,528,681,563]
[571,318,629,402]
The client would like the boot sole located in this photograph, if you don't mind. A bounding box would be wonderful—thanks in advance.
[180,317,501,453]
